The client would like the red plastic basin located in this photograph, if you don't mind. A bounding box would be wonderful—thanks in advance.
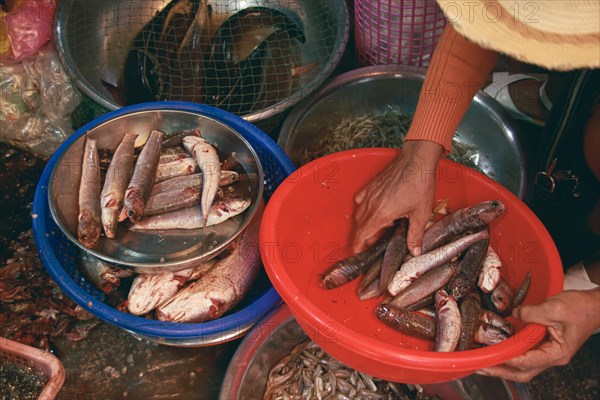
[260,148,563,384]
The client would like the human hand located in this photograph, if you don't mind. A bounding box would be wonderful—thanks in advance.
[352,140,443,255]
[476,289,600,382]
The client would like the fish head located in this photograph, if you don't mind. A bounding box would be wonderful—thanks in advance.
[78,211,101,248]
[478,200,506,223]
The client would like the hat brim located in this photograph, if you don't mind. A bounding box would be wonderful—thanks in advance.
[437,0,600,71]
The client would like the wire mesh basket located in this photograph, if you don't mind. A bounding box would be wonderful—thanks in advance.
[55,0,350,133]
[354,0,446,67]
[0,337,65,400]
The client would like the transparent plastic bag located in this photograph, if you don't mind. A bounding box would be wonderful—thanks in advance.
[0,43,81,158]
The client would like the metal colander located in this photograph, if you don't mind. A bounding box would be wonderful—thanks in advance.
[55,0,349,132]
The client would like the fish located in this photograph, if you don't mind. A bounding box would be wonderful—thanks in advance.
[156,205,263,322]
[457,291,481,351]
[478,245,502,293]
[130,197,251,230]
[155,156,198,182]
[356,277,382,301]
[321,230,393,289]
[143,186,200,216]
[380,219,408,293]
[357,257,383,300]
[162,128,202,148]
[479,310,515,336]
[448,232,490,300]
[182,135,221,223]
[127,259,218,315]
[474,323,509,346]
[405,294,435,311]
[415,307,438,319]
[159,148,191,164]
[421,200,505,253]
[375,303,436,341]
[387,230,489,296]
[434,290,461,352]
[388,262,457,309]
[100,133,137,238]
[78,251,133,294]
[121,130,164,223]
[512,271,532,309]
[490,278,515,316]
[150,171,240,195]
[78,138,102,248]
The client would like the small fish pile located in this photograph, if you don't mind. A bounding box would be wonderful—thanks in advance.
[321,200,532,352]
[76,128,250,248]
[264,340,433,400]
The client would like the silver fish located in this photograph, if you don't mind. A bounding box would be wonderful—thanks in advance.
[388,262,457,309]
[158,147,189,163]
[150,170,240,195]
[121,129,164,222]
[422,200,505,253]
[478,245,502,293]
[130,197,251,230]
[155,156,198,182]
[387,230,489,296]
[156,205,263,322]
[100,133,136,238]
[182,135,221,223]
[78,138,102,248]
[434,289,461,352]
[143,186,200,216]
[78,251,132,294]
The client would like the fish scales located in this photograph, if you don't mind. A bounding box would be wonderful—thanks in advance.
[78,138,102,248]
[448,233,490,300]
[101,133,136,238]
[421,200,505,253]
[122,129,164,222]
[388,262,457,309]
[457,291,481,351]
[387,230,489,296]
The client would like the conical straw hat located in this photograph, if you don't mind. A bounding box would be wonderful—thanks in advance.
[437,0,600,71]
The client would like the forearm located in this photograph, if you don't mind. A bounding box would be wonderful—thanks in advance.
[405,24,500,153]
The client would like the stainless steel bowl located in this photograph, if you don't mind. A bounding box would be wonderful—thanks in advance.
[48,103,264,273]
[54,0,350,133]
[278,65,527,198]
[220,305,531,399]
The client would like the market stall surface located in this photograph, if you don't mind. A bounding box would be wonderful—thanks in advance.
[0,143,598,399]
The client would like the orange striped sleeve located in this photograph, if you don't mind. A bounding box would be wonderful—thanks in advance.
[404,24,499,153]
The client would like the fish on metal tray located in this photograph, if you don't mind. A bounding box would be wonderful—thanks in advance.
[143,186,200,216]
[78,137,102,248]
[182,135,221,223]
[155,156,198,182]
[150,170,240,196]
[155,204,263,322]
[421,200,505,253]
[121,129,164,223]
[100,133,137,238]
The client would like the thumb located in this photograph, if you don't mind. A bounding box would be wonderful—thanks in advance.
[513,303,555,326]
[406,213,428,256]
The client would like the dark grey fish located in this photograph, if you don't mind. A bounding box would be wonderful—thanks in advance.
[457,291,481,351]
[376,304,436,341]
[380,219,408,293]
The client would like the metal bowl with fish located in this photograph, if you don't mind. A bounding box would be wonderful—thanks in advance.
[32,101,295,345]
[259,148,563,383]
[220,304,532,399]
[278,65,527,198]
[55,0,350,133]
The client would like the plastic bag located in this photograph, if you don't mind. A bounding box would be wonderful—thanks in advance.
[0,42,81,158]
[0,0,56,63]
